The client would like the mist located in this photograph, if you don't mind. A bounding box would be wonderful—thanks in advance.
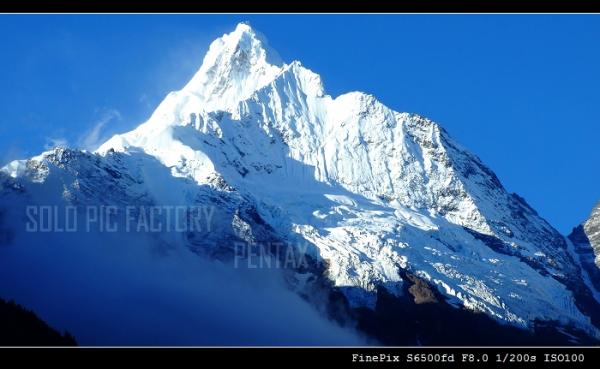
[0,222,367,345]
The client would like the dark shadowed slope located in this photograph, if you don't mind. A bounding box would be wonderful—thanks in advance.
[0,297,76,346]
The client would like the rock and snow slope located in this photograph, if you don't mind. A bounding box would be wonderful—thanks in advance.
[569,202,600,299]
[2,23,599,342]
[574,202,600,268]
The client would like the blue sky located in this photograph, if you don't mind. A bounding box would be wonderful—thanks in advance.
[0,14,598,233]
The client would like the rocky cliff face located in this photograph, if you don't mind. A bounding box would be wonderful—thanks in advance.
[569,202,600,295]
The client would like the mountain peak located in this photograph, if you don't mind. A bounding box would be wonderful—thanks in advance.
[234,21,253,32]
[181,23,283,110]
[223,22,280,61]
[230,21,260,41]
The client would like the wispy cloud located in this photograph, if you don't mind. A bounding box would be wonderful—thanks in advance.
[138,94,154,110]
[78,109,122,151]
[0,144,29,167]
[44,137,69,150]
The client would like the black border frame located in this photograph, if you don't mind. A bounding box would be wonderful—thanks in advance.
[2,1,600,14]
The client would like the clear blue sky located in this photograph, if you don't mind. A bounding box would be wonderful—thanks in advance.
[0,14,598,233]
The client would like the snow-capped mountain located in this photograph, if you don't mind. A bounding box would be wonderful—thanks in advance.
[1,23,599,344]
